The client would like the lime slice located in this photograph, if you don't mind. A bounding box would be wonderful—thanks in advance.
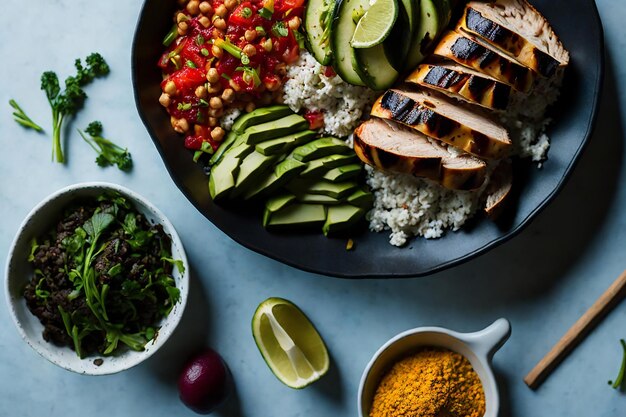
[252,297,330,389]
[350,0,399,49]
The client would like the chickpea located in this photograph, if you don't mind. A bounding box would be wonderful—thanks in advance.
[177,26,188,36]
[199,16,211,28]
[199,1,213,14]
[195,85,208,99]
[275,63,287,76]
[229,79,242,92]
[176,12,188,23]
[177,0,189,6]
[212,27,224,38]
[211,127,226,141]
[288,16,301,31]
[208,83,223,94]
[171,117,190,133]
[207,68,220,83]
[208,117,218,127]
[244,29,257,42]
[264,77,282,92]
[214,18,227,30]
[186,0,200,15]
[224,0,238,10]
[164,80,177,95]
[209,96,223,109]
[170,54,182,69]
[208,107,224,118]
[243,44,256,57]
[159,93,171,107]
[211,44,223,58]
[221,88,235,103]
[262,38,273,52]
[245,102,256,113]
[215,4,227,17]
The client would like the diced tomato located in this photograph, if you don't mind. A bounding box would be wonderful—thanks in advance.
[282,43,300,64]
[165,67,206,91]
[323,66,336,78]
[304,110,324,130]
[275,0,304,13]
[184,135,204,150]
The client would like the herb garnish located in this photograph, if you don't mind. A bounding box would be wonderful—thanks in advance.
[609,339,626,389]
[77,121,132,172]
[9,99,44,132]
[258,7,273,20]
[272,21,288,37]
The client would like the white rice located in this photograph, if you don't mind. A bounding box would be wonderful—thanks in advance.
[275,52,562,246]
[282,51,378,137]
[220,107,242,131]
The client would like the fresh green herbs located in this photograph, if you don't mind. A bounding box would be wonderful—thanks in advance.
[40,53,110,163]
[196,34,206,46]
[609,339,626,389]
[272,21,289,37]
[236,66,262,87]
[77,121,133,172]
[186,60,197,68]
[215,38,242,59]
[24,194,182,358]
[9,99,44,132]
[255,25,267,36]
[163,24,179,47]
[241,53,251,65]
[258,7,273,20]
[241,7,253,18]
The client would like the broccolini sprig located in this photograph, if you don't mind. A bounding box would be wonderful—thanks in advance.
[78,121,133,172]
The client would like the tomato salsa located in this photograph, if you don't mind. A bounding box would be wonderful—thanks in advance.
[158,0,304,157]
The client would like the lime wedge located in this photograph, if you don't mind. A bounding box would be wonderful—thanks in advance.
[350,0,399,49]
[252,297,329,389]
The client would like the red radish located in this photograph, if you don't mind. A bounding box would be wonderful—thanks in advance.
[178,349,231,414]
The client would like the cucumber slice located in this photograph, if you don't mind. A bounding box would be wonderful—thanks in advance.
[305,0,336,65]
[353,43,399,90]
[405,0,442,70]
[331,0,369,86]
[383,0,412,72]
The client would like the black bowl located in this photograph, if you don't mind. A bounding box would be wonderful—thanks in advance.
[131,0,604,278]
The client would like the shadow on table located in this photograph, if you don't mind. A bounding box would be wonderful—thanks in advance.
[312,350,346,405]
[495,368,513,417]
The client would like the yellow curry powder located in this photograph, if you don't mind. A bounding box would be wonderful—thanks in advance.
[369,348,486,417]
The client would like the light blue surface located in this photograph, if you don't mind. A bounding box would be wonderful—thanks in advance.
[0,1,624,416]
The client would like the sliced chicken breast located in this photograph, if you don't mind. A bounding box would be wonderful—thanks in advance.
[406,62,512,111]
[354,118,487,190]
[371,88,511,159]
[433,31,536,93]
[458,2,567,77]
[484,158,513,219]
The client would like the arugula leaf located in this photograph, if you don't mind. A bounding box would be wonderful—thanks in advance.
[62,227,87,254]
[161,257,185,274]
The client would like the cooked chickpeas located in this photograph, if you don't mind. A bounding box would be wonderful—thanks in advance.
[176,12,188,23]
[208,83,223,94]
[211,127,226,141]
[164,80,177,95]
[244,29,257,42]
[221,88,235,103]
[275,63,287,76]
[207,68,220,83]
[186,0,200,15]
[215,4,227,17]
[224,0,238,10]
[208,107,224,117]
[199,16,211,28]
[288,16,301,31]
[199,1,213,14]
[209,96,223,109]
[211,44,223,58]
[214,18,227,30]
[264,77,282,92]
[262,38,273,52]
[177,23,189,36]
[243,44,256,57]
[195,85,208,99]
[245,102,256,113]
[208,117,218,127]
[171,117,190,133]
[159,93,171,107]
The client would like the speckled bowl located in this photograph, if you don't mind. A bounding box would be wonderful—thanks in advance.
[5,182,189,375]
[358,319,511,417]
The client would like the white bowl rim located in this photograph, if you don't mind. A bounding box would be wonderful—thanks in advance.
[4,181,190,375]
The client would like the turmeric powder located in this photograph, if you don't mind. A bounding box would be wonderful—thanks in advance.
[369,348,486,417]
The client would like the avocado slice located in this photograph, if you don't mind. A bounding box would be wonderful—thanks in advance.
[209,143,248,201]
[244,159,307,200]
[291,137,351,162]
[255,130,316,156]
[209,130,238,167]
[231,105,293,133]
[287,179,359,199]
[295,193,342,205]
[243,114,309,145]
[262,193,297,226]
[322,205,365,236]
[233,151,279,196]
[346,188,374,209]
[301,153,359,177]
[322,164,362,182]
[264,204,327,230]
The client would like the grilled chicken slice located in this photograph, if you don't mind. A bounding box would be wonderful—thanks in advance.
[457,1,567,77]
[433,31,536,93]
[371,88,511,159]
[406,62,512,111]
[484,158,512,219]
[354,118,487,191]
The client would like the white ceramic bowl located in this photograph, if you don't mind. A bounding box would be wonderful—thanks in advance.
[358,318,511,417]
[5,182,189,375]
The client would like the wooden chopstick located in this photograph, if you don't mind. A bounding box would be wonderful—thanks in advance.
[524,269,626,389]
